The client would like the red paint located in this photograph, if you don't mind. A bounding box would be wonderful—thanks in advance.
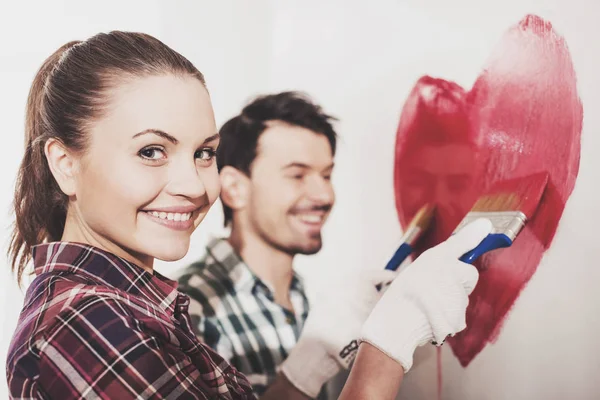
[394,76,483,255]
[437,348,442,400]
[394,15,582,366]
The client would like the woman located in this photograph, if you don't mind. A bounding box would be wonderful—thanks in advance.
[6,31,490,399]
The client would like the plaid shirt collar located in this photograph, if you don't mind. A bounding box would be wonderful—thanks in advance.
[204,237,305,295]
[32,241,181,317]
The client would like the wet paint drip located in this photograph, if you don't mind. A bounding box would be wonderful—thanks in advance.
[437,347,443,400]
[394,14,582,367]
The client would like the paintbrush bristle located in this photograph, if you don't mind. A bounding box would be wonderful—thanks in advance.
[403,203,435,247]
[454,172,549,240]
[470,172,549,219]
[407,203,435,231]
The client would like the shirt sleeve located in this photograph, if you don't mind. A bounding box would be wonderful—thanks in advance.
[35,295,255,399]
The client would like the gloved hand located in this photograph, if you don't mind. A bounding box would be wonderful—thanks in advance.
[360,218,492,371]
[280,268,397,398]
[280,218,491,398]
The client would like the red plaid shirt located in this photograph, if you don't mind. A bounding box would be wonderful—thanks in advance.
[6,242,256,399]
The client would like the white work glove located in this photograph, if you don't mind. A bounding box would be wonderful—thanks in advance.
[360,218,492,372]
[280,268,397,398]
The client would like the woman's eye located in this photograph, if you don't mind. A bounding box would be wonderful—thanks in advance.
[139,147,166,161]
[195,149,216,161]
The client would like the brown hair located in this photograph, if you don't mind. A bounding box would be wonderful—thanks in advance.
[217,91,338,226]
[9,31,206,285]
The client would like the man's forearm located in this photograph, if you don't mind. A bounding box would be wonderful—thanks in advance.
[338,342,404,400]
[260,373,312,400]
[262,342,404,400]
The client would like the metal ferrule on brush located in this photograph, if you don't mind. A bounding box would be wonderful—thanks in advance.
[455,211,527,241]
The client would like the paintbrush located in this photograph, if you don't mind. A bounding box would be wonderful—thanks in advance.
[454,172,549,264]
[384,203,435,271]
[429,172,549,346]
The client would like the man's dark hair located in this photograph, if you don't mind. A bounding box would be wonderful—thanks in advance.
[217,91,338,226]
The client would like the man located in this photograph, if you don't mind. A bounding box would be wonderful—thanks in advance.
[178,91,337,397]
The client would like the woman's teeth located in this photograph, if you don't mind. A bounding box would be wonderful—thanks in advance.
[297,214,323,223]
[148,211,192,221]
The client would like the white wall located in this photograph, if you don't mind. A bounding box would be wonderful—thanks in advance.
[267,1,600,399]
[153,0,275,274]
[1,1,599,399]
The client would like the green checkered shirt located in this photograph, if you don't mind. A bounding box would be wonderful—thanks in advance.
[177,238,311,397]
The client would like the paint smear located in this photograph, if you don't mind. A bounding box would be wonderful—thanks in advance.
[394,15,582,366]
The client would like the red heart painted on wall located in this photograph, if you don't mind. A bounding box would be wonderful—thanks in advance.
[393,14,582,366]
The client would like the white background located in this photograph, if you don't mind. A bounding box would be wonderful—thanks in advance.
[1,1,598,399]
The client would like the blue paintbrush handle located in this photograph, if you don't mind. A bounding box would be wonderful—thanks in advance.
[384,242,413,271]
[459,233,513,264]
[376,242,414,291]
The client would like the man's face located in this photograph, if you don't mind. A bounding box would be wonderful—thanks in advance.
[245,122,335,255]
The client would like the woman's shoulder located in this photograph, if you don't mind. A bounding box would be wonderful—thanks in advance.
[25,269,129,316]
[6,273,114,370]
[10,271,141,353]
[15,268,177,345]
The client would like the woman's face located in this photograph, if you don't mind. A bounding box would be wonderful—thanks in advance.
[61,74,220,269]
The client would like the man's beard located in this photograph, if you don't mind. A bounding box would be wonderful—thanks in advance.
[261,229,323,256]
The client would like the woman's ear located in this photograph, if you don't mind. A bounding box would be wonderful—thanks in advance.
[44,138,78,196]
